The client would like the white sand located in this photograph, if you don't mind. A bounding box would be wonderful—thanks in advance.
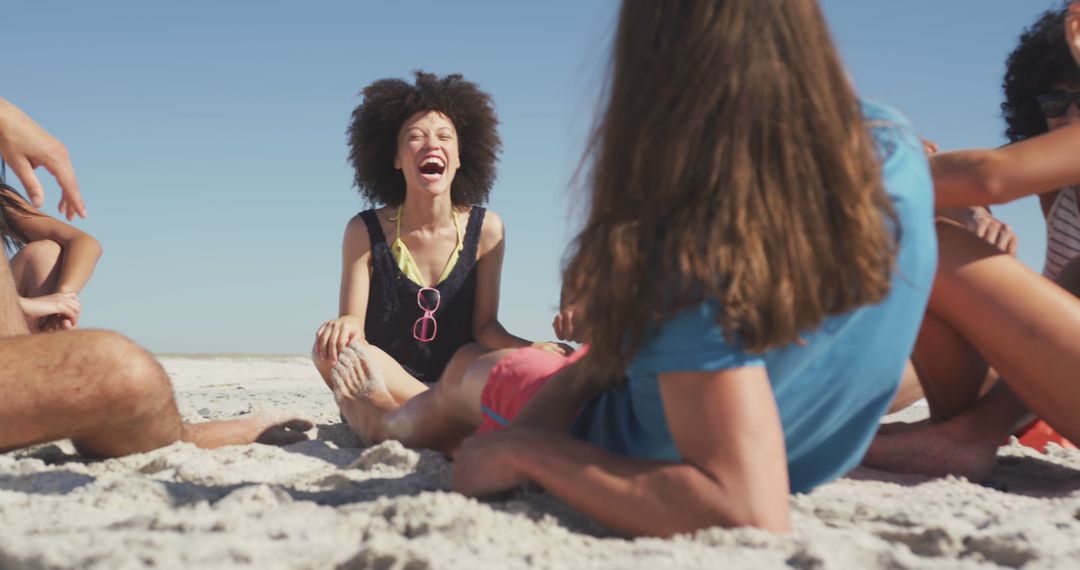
[2,355,1080,569]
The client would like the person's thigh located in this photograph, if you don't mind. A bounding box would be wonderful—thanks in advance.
[0,329,181,454]
[931,224,1080,441]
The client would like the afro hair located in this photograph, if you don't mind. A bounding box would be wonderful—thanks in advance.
[1002,5,1080,142]
[347,71,501,207]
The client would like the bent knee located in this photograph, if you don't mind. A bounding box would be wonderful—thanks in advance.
[79,330,172,412]
[20,239,62,262]
[10,240,62,292]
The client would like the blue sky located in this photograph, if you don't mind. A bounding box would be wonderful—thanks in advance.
[0,1,1064,353]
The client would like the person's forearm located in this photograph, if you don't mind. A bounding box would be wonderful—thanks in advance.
[509,432,787,537]
[473,320,531,350]
[932,124,1080,207]
[55,235,101,293]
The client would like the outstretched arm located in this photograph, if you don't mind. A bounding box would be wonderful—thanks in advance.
[931,125,1080,207]
[932,4,1080,208]
[453,366,791,537]
[315,214,372,363]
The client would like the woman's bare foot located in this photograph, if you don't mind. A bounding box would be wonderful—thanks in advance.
[329,342,398,445]
[178,414,314,449]
[862,418,1000,481]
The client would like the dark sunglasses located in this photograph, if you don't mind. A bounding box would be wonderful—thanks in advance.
[1037,90,1080,118]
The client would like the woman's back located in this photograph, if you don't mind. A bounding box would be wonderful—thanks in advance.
[571,100,937,492]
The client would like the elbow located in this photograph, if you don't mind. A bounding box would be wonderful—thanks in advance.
[971,153,1010,205]
[85,236,103,260]
[70,234,104,265]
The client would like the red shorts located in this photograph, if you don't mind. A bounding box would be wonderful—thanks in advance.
[477,346,588,434]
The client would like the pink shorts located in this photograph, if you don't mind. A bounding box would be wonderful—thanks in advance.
[477,346,588,434]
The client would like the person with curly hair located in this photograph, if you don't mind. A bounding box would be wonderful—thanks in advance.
[324,0,940,534]
[862,3,1080,477]
[312,72,567,440]
[1001,5,1080,287]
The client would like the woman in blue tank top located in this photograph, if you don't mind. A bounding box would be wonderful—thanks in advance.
[311,72,567,442]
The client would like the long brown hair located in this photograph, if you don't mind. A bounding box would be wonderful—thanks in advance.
[0,183,37,255]
[564,0,898,381]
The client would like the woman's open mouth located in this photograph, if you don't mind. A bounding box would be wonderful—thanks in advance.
[419,157,446,181]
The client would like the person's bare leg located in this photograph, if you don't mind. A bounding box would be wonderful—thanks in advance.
[329,342,507,451]
[864,225,1080,478]
[865,382,1028,480]
[0,252,311,455]
[909,311,993,422]
[0,328,311,455]
[926,225,1080,442]
[312,340,431,406]
[885,361,924,415]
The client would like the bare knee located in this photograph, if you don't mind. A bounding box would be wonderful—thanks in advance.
[81,330,173,415]
[10,240,61,296]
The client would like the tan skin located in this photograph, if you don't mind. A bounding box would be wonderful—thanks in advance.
[864,5,1080,478]
[312,111,567,419]
[0,99,312,456]
[2,187,102,332]
[331,345,791,536]
[319,121,788,537]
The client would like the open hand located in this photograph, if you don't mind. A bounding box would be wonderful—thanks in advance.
[0,99,85,220]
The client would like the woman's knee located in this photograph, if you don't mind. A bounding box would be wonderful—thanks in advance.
[9,240,61,295]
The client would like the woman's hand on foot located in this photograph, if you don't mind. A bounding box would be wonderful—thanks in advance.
[316,315,362,363]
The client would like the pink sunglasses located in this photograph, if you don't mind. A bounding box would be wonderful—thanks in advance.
[413,287,440,342]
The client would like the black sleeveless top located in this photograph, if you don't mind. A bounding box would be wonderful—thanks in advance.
[359,207,486,384]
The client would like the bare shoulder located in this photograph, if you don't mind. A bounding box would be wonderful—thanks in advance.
[476,209,504,256]
[343,212,373,256]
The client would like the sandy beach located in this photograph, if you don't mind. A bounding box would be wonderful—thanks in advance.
[2,355,1079,569]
